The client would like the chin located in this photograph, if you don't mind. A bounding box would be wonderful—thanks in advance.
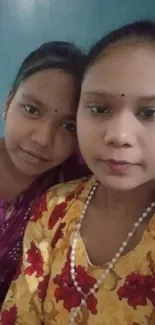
[19,167,43,178]
[14,162,47,178]
[97,174,144,192]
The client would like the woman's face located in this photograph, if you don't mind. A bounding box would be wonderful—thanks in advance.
[77,42,155,191]
[4,69,78,177]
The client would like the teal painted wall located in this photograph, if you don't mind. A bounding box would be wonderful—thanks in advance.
[0,0,155,134]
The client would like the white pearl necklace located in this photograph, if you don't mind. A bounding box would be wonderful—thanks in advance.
[69,180,155,325]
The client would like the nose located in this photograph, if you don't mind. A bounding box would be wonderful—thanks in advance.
[31,122,55,148]
[103,112,137,148]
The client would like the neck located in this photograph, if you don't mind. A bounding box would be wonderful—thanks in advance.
[0,138,36,200]
[93,180,155,223]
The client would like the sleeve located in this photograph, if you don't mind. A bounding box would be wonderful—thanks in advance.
[0,181,80,325]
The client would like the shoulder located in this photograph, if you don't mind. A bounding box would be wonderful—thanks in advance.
[30,176,93,227]
[46,177,89,202]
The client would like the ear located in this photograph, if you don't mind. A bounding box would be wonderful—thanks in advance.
[3,89,14,120]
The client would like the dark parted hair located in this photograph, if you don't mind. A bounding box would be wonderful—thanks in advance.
[11,41,87,100]
[86,20,155,69]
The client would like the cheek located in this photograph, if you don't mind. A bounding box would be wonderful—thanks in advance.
[4,116,30,148]
[145,143,155,169]
[78,130,93,164]
[53,134,77,160]
[63,139,76,156]
[141,129,155,162]
[4,119,20,146]
[77,118,96,150]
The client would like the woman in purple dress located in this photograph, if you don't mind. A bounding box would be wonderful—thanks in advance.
[0,41,89,304]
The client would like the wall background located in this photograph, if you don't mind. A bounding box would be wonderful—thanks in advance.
[1,0,155,134]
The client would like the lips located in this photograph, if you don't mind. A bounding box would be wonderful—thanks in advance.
[104,159,134,173]
[106,159,133,165]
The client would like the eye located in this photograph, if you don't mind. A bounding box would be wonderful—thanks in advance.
[61,122,76,132]
[138,108,155,120]
[24,105,40,116]
[88,104,111,115]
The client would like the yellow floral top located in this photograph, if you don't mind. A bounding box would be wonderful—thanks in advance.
[1,176,155,325]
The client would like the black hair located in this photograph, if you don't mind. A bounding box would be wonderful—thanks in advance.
[86,20,155,68]
[11,41,86,95]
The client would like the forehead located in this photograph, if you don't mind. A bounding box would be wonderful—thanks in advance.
[21,69,76,96]
[13,69,77,114]
[82,43,155,97]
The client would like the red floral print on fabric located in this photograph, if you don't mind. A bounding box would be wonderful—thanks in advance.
[65,192,75,202]
[48,202,67,230]
[38,275,49,300]
[117,272,155,308]
[1,305,17,325]
[31,193,47,222]
[66,184,84,202]
[53,249,97,314]
[24,241,43,277]
[51,222,66,249]
[48,184,84,230]
[75,184,84,198]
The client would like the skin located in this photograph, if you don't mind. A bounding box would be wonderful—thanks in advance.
[0,69,78,201]
[77,41,155,265]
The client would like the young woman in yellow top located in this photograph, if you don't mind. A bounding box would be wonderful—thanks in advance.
[2,20,155,325]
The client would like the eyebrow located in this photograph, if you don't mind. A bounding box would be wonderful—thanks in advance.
[138,95,155,101]
[21,93,43,106]
[82,91,108,97]
[22,93,76,119]
[81,91,116,100]
[82,91,155,101]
